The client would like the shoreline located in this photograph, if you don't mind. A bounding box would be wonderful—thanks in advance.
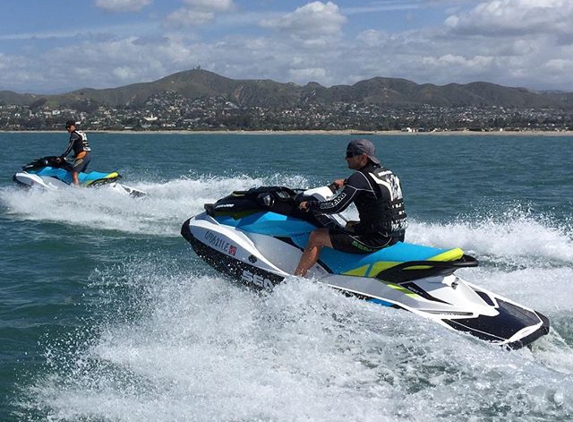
[2,129,573,136]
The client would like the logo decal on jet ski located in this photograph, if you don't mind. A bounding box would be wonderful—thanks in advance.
[241,270,274,290]
[204,231,236,256]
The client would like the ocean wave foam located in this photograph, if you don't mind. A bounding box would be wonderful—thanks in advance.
[22,259,573,422]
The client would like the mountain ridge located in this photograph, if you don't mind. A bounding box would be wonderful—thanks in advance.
[1,69,572,110]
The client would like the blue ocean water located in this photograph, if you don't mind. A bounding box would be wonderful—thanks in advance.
[0,132,572,421]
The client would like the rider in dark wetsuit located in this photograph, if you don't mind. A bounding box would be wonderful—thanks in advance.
[294,139,407,277]
[60,120,92,185]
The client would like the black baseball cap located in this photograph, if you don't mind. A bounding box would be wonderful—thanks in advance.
[65,120,76,128]
[346,139,380,164]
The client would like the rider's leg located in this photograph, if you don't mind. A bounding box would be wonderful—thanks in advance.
[294,228,332,277]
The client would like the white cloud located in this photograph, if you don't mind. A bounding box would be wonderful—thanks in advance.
[445,0,573,36]
[422,54,495,73]
[110,66,134,81]
[166,0,236,26]
[260,2,347,46]
[289,67,328,82]
[95,0,152,12]
[356,29,390,47]
[544,58,573,75]
[166,9,215,26]
[182,0,235,12]
[342,2,421,14]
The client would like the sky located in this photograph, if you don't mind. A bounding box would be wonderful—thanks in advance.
[1,0,572,94]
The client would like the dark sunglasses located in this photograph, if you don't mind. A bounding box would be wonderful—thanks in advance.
[346,150,360,158]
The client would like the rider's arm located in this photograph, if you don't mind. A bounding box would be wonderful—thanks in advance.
[306,171,371,214]
[61,133,78,158]
[306,184,358,214]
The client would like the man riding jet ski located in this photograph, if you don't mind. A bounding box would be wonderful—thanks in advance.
[295,139,407,277]
[181,184,550,349]
[61,120,92,186]
[13,156,146,197]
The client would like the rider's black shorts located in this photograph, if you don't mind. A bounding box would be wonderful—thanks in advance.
[328,227,404,254]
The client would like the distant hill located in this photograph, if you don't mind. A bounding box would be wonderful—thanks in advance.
[0,90,41,106]
[2,69,573,110]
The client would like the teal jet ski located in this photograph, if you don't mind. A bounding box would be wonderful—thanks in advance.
[181,185,550,349]
[13,156,146,197]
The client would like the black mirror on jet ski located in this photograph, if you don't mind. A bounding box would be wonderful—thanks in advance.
[182,184,550,350]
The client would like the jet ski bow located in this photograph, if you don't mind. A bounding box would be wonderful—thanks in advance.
[181,185,550,349]
[13,156,146,197]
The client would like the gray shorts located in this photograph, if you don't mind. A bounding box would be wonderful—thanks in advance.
[73,152,91,173]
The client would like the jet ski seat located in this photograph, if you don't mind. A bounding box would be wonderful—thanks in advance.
[317,242,477,282]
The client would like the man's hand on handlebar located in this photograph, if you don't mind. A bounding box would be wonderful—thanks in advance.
[333,179,345,188]
[328,179,345,192]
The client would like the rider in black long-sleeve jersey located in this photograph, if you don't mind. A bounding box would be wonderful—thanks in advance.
[59,120,91,185]
[295,139,407,277]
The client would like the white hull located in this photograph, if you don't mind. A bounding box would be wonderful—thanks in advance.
[14,171,146,197]
[182,212,549,349]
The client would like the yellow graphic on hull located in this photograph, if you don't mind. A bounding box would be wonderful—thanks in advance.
[342,247,464,278]
[84,172,120,186]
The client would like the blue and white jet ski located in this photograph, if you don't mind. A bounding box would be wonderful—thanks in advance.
[13,156,146,197]
[181,185,550,349]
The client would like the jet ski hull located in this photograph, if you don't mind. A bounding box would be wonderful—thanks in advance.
[181,210,550,350]
[13,156,146,197]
